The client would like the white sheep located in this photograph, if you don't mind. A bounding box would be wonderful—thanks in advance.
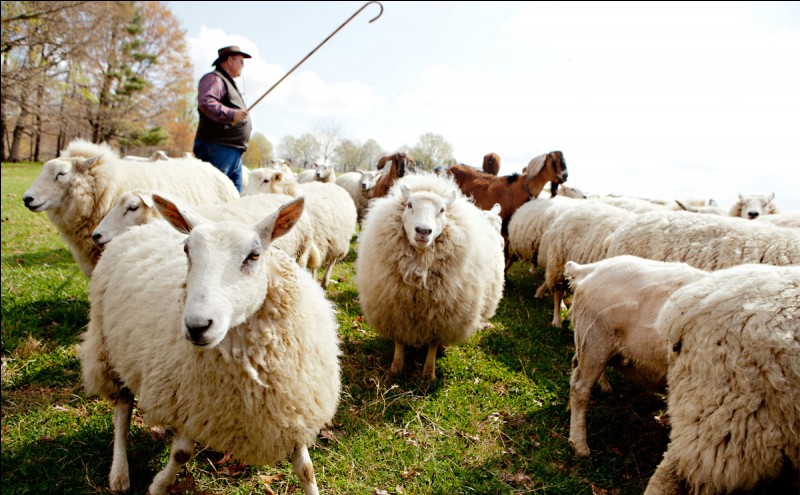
[537,183,587,199]
[21,139,240,277]
[645,263,800,495]
[593,195,668,214]
[297,163,336,184]
[672,198,726,215]
[355,172,506,379]
[506,195,584,273]
[728,192,780,219]
[606,209,800,270]
[242,167,357,288]
[564,255,708,457]
[536,201,636,326]
[79,195,341,495]
[335,169,382,222]
[755,210,800,229]
[92,190,319,269]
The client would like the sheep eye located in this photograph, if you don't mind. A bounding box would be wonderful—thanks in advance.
[54,172,66,181]
[405,202,412,209]
[126,204,140,213]
[183,241,189,255]
[440,207,445,214]
[246,250,260,263]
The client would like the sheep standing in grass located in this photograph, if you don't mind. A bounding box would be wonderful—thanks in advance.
[355,173,505,379]
[335,169,382,222]
[728,192,780,219]
[537,201,636,326]
[297,163,336,184]
[92,190,319,269]
[21,139,239,277]
[79,195,341,495]
[606,209,800,269]
[242,167,357,288]
[645,263,800,495]
[564,256,708,457]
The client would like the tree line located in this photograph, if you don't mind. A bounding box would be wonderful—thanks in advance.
[2,1,456,172]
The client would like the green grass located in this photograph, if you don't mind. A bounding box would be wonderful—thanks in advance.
[2,161,669,494]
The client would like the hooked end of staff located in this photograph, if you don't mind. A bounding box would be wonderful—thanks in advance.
[366,1,384,23]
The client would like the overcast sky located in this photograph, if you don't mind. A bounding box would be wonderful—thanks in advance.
[166,1,800,211]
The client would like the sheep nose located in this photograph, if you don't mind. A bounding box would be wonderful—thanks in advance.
[23,195,34,206]
[185,320,212,344]
[415,226,432,236]
[92,232,102,242]
[748,211,759,219]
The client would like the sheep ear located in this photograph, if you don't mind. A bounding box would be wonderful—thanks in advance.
[675,200,688,211]
[708,198,718,206]
[152,194,205,234]
[75,155,102,171]
[274,172,282,182]
[490,203,501,215]
[138,192,155,208]
[400,183,411,200]
[445,188,457,206]
[767,192,775,202]
[257,196,304,244]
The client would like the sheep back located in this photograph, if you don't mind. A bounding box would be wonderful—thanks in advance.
[356,173,505,348]
[648,264,800,494]
[606,210,800,270]
[80,220,341,466]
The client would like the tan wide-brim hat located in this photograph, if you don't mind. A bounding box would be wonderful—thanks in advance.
[212,45,252,67]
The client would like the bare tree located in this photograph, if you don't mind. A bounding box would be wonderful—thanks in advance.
[409,132,454,171]
[314,117,343,165]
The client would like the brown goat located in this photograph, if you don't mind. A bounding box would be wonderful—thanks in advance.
[482,152,501,175]
[371,153,417,199]
[447,150,568,267]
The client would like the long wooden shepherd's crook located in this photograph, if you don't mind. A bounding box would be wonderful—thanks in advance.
[232,1,384,126]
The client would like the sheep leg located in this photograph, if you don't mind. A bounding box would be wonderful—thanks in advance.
[550,289,564,327]
[568,345,613,457]
[643,452,683,495]
[291,444,319,495]
[422,342,439,380]
[390,341,405,375]
[148,432,194,495]
[320,262,336,289]
[108,395,133,493]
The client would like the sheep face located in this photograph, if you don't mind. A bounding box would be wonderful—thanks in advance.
[400,184,455,250]
[360,170,380,192]
[733,192,776,219]
[23,156,99,212]
[315,164,334,181]
[242,168,283,196]
[92,191,154,247]
[153,194,305,348]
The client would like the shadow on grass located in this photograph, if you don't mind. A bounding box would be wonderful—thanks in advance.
[0,415,165,495]
[2,248,77,269]
[2,297,89,352]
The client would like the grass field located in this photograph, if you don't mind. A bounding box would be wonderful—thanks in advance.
[2,161,671,494]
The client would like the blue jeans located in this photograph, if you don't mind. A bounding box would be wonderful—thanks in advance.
[193,140,244,193]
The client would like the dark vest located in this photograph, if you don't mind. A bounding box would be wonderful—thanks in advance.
[195,70,252,150]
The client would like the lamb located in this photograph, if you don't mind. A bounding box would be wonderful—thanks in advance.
[645,263,800,495]
[606,209,800,270]
[672,198,726,215]
[92,190,319,269]
[335,169,382,222]
[21,139,240,277]
[537,183,587,199]
[563,256,708,457]
[355,172,506,379]
[78,195,341,495]
[241,167,357,288]
[728,192,780,219]
[536,201,636,326]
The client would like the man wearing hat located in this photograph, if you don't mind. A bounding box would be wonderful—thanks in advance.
[193,45,253,192]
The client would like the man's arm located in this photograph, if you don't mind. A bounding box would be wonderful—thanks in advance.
[198,73,246,123]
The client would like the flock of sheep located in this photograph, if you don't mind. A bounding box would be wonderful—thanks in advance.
[21,139,799,494]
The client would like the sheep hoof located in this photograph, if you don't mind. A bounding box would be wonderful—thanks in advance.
[569,440,590,457]
[109,473,130,493]
[389,362,403,375]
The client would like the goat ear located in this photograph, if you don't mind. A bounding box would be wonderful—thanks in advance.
[257,196,304,244]
[526,154,546,179]
[152,194,205,235]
